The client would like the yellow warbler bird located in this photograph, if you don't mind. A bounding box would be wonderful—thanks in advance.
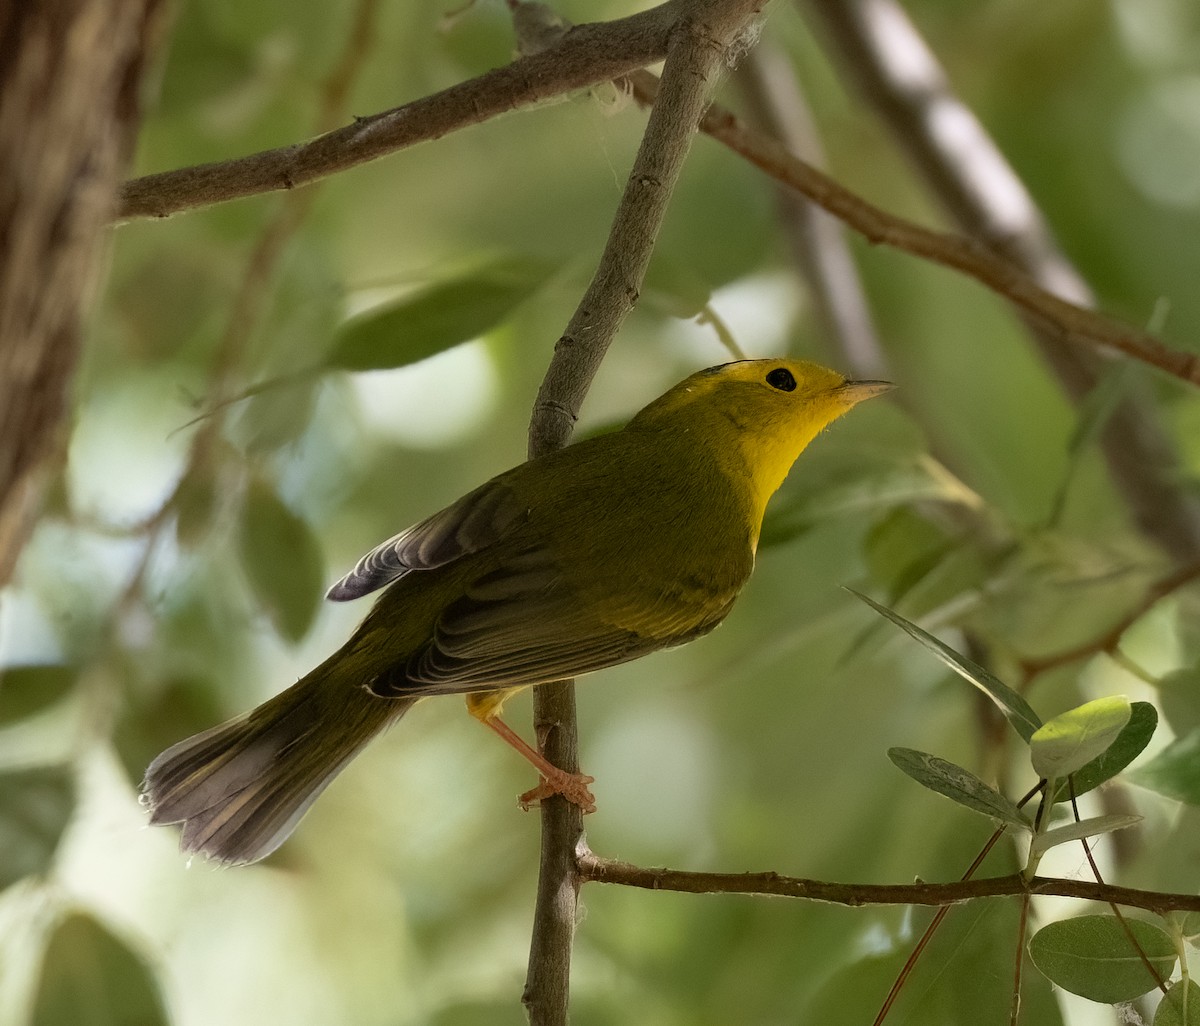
[144,359,890,864]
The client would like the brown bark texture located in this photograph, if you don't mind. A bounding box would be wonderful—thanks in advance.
[0,0,166,586]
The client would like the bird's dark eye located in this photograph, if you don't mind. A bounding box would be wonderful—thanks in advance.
[765,367,796,392]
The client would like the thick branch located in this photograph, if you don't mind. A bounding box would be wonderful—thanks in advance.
[578,853,1200,916]
[0,0,167,586]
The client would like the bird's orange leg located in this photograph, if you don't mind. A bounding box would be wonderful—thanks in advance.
[467,692,596,813]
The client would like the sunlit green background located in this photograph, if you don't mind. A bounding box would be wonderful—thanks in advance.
[4,0,1200,1023]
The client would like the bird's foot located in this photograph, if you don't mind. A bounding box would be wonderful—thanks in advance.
[518,769,596,814]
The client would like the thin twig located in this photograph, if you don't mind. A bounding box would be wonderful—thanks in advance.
[1011,892,1029,1026]
[624,71,1200,389]
[802,0,1200,562]
[576,854,1200,915]
[1069,782,1169,995]
[873,780,1042,1025]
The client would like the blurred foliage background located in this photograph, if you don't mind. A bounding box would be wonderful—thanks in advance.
[4,0,1200,1023]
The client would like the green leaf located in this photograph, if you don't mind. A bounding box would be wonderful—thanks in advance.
[1052,701,1157,802]
[1031,696,1132,779]
[1156,979,1200,1026]
[1028,915,1176,1004]
[849,589,1042,742]
[1128,727,1200,805]
[0,665,77,726]
[1181,912,1200,946]
[237,477,325,643]
[327,262,546,371]
[888,748,1030,830]
[236,374,319,453]
[0,767,74,891]
[32,913,168,1026]
[1029,813,1141,859]
[1157,666,1200,736]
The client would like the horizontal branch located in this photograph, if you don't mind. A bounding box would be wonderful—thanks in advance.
[118,2,681,219]
[577,852,1200,915]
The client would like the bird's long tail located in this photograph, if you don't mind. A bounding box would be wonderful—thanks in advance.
[142,664,414,866]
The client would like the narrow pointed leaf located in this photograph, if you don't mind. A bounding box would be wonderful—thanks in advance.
[1031,696,1132,779]
[1156,979,1200,1026]
[1052,701,1157,803]
[888,748,1030,830]
[327,262,546,371]
[850,590,1042,741]
[1030,814,1142,859]
[1029,915,1175,1003]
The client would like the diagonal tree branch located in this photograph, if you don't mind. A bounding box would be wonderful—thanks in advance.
[623,69,1200,390]
[115,5,1200,394]
[117,2,684,221]
[520,2,766,1022]
[802,0,1200,560]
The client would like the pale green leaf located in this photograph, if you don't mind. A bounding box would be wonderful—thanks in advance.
[328,262,546,371]
[0,767,74,891]
[1052,702,1157,803]
[1129,728,1200,806]
[1031,695,1132,779]
[237,477,325,643]
[0,665,77,726]
[1030,814,1141,859]
[1157,666,1200,736]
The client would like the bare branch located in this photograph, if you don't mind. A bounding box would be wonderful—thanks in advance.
[803,0,1200,560]
[117,3,683,221]
[578,853,1200,915]
[624,70,1200,390]
[520,2,767,1022]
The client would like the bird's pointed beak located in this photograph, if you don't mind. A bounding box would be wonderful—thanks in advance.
[837,379,894,404]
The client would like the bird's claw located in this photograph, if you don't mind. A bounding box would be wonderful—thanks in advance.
[518,771,597,814]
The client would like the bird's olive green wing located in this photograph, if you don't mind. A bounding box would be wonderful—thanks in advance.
[368,544,737,698]
[327,478,527,601]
